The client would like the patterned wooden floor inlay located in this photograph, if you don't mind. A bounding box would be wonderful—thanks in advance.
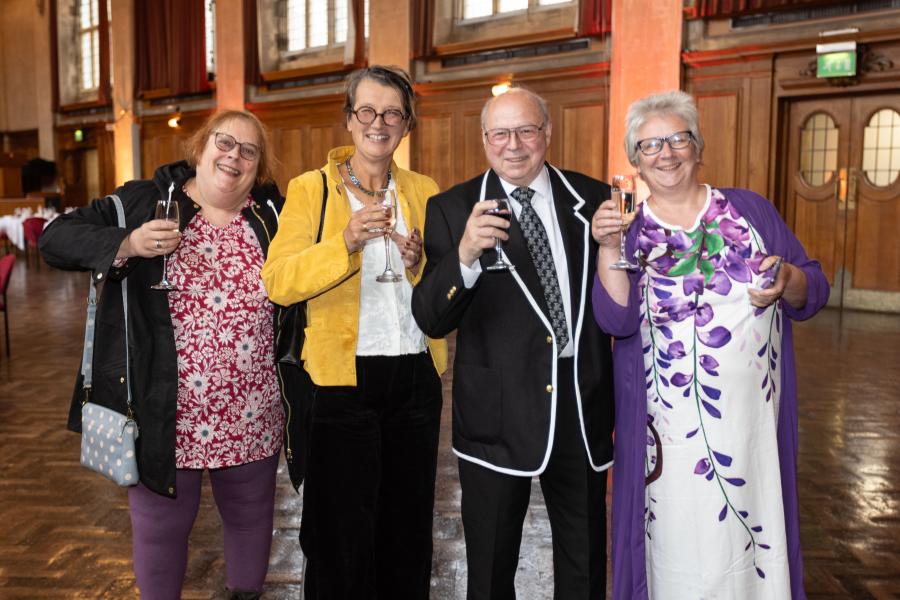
[0,260,898,598]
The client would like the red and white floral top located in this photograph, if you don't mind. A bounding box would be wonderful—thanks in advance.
[167,201,283,469]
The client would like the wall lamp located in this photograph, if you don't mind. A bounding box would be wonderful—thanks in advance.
[491,81,511,97]
[167,108,182,129]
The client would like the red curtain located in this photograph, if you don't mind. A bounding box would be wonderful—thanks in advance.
[351,0,366,66]
[135,0,209,96]
[578,0,611,36]
[698,0,849,18]
[244,0,261,85]
[412,0,434,58]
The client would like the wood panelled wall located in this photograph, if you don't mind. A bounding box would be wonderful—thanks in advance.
[140,111,213,181]
[413,68,609,192]
[253,96,350,193]
[685,58,774,198]
[55,123,115,207]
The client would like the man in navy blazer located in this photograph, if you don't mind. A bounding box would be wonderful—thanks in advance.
[412,88,615,598]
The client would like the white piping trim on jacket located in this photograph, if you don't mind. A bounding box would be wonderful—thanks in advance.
[266,199,280,224]
[478,169,558,475]
[471,168,611,475]
[549,165,607,472]
[453,448,613,476]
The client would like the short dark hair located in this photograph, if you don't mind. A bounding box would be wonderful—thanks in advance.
[184,110,275,184]
[343,65,418,131]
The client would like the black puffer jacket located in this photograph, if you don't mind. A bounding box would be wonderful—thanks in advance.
[40,161,304,497]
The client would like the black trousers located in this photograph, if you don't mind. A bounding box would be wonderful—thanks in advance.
[300,352,443,600]
[458,358,608,600]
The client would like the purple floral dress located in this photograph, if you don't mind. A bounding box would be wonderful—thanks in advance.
[637,186,790,598]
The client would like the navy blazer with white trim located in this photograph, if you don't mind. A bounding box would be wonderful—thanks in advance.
[412,164,615,475]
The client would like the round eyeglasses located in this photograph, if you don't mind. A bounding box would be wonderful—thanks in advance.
[350,107,407,127]
[213,131,260,161]
[635,131,694,156]
[484,125,545,146]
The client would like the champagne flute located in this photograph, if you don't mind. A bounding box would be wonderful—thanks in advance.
[150,197,180,290]
[375,188,402,283]
[609,174,639,271]
[484,198,515,272]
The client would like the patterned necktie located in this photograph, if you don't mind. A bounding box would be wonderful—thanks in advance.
[510,186,569,353]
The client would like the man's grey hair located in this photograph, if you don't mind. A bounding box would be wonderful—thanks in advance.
[480,87,551,131]
[624,90,704,166]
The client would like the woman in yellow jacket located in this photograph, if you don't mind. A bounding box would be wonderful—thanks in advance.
[261,66,447,599]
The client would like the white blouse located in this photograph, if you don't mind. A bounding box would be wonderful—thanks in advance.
[348,184,427,357]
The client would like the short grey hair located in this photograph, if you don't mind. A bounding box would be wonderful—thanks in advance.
[624,90,704,166]
[343,65,418,131]
[480,87,551,131]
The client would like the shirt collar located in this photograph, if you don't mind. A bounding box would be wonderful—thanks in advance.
[497,165,551,204]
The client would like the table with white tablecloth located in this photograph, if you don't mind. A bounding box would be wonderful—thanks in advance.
[0,208,60,250]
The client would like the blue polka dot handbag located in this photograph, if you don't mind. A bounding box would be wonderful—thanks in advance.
[79,194,140,486]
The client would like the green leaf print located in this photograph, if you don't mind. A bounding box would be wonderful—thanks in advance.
[668,254,699,277]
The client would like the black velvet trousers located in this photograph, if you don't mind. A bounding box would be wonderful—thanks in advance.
[300,352,443,600]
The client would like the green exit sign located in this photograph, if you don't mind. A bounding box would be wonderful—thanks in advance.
[817,50,856,78]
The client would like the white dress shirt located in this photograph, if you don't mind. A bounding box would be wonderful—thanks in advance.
[460,167,574,357]
[349,183,427,357]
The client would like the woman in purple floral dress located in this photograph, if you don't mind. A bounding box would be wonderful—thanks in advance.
[590,91,829,599]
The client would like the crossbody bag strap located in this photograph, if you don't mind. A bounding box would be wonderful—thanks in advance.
[80,194,133,415]
[317,169,328,242]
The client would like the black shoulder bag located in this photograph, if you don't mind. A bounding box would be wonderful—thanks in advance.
[275,171,327,490]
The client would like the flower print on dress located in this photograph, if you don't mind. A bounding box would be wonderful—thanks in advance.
[168,203,282,470]
[204,289,229,312]
[638,187,787,592]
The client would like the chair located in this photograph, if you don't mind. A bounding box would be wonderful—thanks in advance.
[22,217,47,269]
[0,253,15,357]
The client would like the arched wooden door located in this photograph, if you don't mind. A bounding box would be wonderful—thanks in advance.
[785,94,900,312]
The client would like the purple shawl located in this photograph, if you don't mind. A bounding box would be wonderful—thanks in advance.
[592,188,830,600]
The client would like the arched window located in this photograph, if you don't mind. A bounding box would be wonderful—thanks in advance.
[862,108,900,187]
[799,112,838,187]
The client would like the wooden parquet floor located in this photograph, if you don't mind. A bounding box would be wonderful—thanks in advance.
[0,259,898,599]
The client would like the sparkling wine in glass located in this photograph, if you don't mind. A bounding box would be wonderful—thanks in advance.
[375,188,402,283]
[484,198,515,272]
[150,193,180,290]
[609,175,639,271]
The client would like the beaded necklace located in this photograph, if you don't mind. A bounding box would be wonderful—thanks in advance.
[345,158,391,197]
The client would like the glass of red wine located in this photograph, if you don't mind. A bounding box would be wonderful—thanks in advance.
[484,198,514,272]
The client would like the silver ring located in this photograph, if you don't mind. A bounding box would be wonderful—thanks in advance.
[155,239,161,250]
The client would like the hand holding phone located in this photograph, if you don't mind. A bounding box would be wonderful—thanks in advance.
[758,257,783,289]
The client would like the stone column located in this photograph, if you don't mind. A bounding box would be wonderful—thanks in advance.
[33,2,55,160]
[216,0,246,111]
[110,0,139,185]
[368,0,413,169]
[607,0,682,180]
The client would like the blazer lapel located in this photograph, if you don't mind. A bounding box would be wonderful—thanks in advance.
[548,167,587,316]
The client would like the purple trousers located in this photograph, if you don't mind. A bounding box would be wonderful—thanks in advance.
[127,453,279,600]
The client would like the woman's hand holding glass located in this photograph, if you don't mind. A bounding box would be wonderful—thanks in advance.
[591,198,626,250]
[122,217,182,259]
[343,203,389,253]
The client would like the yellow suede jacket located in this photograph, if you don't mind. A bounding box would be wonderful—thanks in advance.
[261,146,448,387]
